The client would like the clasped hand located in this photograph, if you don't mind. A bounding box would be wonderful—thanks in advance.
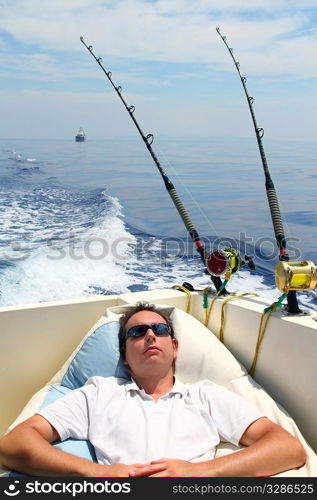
[93,458,210,477]
[129,458,200,477]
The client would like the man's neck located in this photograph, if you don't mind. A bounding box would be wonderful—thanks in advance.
[133,372,175,401]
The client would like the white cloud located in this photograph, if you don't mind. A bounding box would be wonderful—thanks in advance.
[0,0,316,77]
[0,1,316,141]
[163,0,317,12]
[214,22,317,77]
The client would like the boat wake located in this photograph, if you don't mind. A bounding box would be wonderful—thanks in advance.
[0,147,316,311]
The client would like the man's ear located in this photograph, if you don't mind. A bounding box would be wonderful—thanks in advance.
[172,337,178,358]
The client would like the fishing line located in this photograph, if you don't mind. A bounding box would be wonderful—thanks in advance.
[216,27,302,314]
[80,36,225,294]
[153,140,220,237]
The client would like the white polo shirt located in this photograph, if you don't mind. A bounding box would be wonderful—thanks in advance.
[38,376,263,465]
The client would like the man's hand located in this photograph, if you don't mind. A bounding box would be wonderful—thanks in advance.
[84,462,147,477]
[129,459,200,477]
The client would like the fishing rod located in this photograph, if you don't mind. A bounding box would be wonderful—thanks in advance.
[216,27,305,315]
[80,36,229,294]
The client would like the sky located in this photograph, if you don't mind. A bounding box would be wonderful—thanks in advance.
[0,0,316,141]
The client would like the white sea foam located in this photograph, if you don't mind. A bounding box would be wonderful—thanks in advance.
[0,202,132,305]
[2,234,316,311]
[0,189,316,312]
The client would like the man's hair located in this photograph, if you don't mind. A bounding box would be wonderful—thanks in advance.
[118,301,174,356]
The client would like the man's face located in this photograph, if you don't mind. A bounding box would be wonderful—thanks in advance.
[123,310,178,377]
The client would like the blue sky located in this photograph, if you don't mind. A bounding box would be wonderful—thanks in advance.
[0,0,316,140]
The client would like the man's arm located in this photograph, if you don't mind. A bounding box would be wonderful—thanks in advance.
[207,417,307,477]
[0,415,139,477]
[129,417,307,477]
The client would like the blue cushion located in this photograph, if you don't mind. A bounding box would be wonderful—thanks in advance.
[61,321,131,390]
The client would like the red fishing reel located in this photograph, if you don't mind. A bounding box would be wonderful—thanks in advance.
[206,248,254,277]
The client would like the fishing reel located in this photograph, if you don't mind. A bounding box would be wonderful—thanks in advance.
[205,248,255,278]
[275,261,317,293]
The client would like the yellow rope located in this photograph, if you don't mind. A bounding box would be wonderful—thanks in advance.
[248,306,276,377]
[219,293,259,343]
[204,289,222,326]
[204,271,232,327]
[248,293,287,377]
[172,285,192,313]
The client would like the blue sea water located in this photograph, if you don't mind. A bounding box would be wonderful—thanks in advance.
[0,136,316,310]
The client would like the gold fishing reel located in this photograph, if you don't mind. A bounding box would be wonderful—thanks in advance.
[275,261,317,293]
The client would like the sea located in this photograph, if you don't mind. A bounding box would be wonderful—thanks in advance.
[0,136,316,311]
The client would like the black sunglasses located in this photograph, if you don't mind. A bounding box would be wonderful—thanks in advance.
[125,323,172,339]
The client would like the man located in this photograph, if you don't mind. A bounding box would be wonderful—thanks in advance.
[0,302,306,477]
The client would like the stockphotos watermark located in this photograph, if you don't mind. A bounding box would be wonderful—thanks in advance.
[2,479,131,497]
[2,478,316,498]
[1,232,302,265]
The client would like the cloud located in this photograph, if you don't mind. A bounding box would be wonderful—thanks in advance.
[213,23,317,78]
[0,1,316,141]
[0,0,316,77]
[163,0,317,12]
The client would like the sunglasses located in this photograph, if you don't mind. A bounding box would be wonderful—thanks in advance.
[125,323,172,339]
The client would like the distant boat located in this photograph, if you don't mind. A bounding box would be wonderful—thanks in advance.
[75,127,86,142]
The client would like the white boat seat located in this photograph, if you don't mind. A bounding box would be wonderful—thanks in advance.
[1,303,317,477]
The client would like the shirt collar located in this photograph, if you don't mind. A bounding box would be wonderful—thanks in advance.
[124,377,186,396]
